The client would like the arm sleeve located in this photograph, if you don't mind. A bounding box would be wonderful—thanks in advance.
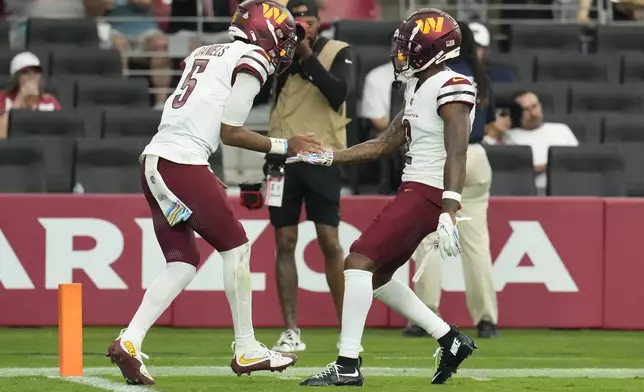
[221,72,262,127]
[231,49,274,87]
[299,46,355,112]
[437,77,477,115]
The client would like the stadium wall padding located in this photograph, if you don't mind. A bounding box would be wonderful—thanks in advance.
[0,195,641,329]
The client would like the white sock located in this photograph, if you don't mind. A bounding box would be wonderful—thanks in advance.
[221,242,257,355]
[122,261,196,349]
[373,278,450,339]
[338,269,373,359]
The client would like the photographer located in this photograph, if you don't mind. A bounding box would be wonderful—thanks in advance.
[265,0,355,353]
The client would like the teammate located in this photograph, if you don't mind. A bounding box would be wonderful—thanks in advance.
[288,8,478,386]
[105,0,325,385]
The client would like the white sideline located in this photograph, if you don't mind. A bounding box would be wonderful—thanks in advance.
[3,366,644,379]
[48,376,155,392]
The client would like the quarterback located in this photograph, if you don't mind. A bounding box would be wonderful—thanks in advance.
[290,8,478,386]
[105,0,324,385]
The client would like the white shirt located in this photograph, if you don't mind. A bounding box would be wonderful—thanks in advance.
[401,69,477,189]
[360,62,396,121]
[360,62,411,121]
[142,41,273,165]
[505,122,578,190]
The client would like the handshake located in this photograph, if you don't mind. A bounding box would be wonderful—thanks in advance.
[286,133,335,166]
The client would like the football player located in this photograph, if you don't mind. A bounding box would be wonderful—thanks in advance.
[290,8,478,386]
[105,0,324,385]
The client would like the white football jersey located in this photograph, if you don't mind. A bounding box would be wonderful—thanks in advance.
[141,41,274,165]
[400,68,477,189]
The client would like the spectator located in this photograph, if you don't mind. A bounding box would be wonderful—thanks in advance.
[469,22,515,82]
[505,91,578,194]
[0,52,62,139]
[89,0,171,108]
[265,0,355,353]
[483,99,522,145]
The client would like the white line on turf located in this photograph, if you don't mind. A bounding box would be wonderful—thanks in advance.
[3,366,644,379]
[48,376,155,392]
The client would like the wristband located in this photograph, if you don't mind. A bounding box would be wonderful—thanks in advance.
[269,138,288,155]
[442,191,461,203]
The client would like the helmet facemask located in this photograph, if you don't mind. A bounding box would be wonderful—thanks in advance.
[264,20,297,75]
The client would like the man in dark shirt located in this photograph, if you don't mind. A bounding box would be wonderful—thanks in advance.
[265,0,356,353]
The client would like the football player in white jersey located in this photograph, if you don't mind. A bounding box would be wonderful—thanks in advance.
[290,8,478,387]
[105,0,325,385]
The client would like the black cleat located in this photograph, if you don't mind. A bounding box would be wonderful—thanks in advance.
[431,326,477,385]
[300,358,364,386]
[477,321,499,339]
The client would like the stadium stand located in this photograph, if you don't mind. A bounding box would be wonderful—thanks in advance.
[484,145,537,196]
[74,138,147,193]
[0,138,46,192]
[0,3,641,197]
[547,145,626,196]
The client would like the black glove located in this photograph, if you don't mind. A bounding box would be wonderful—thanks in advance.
[239,182,264,210]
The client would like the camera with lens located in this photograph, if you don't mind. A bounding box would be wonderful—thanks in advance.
[295,21,310,42]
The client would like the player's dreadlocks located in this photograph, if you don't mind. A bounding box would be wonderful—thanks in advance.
[455,21,490,108]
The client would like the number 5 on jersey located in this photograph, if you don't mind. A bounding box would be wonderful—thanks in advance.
[172,59,210,109]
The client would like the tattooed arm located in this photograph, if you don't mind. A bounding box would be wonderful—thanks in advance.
[439,102,471,214]
[333,110,406,164]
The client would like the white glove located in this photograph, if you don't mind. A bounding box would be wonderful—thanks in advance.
[436,212,463,259]
[285,149,334,166]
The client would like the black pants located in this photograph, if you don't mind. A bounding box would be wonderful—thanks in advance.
[266,159,342,228]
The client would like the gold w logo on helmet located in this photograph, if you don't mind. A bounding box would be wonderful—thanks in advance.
[262,3,287,24]
[415,17,444,34]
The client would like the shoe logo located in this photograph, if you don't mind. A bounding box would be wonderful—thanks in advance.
[451,77,466,82]
[123,341,137,358]
[340,369,360,377]
[238,355,266,365]
[450,338,461,356]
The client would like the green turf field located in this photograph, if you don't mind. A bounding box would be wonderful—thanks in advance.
[1,327,643,391]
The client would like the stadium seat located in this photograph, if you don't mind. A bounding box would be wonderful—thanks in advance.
[547,145,626,196]
[597,26,644,53]
[509,25,582,53]
[45,77,76,109]
[0,21,10,49]
[353,45,390,100]
[74,138,148,193]
[606,143,644,196]
[8,110,85,192]
[570,84,644,114]
[0,138,47,192]
[50,48,122,77]
[485,53,534,83]
[484,145,536,196]
[535,53,618,84]
[621,54,644,84]
[333,20,399,46]
[102,108,161,138]
[75,77,150,108]
[493,83,569,114]
[27,18,100,48]
[547,113,602,144]
[602,114,644,143]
